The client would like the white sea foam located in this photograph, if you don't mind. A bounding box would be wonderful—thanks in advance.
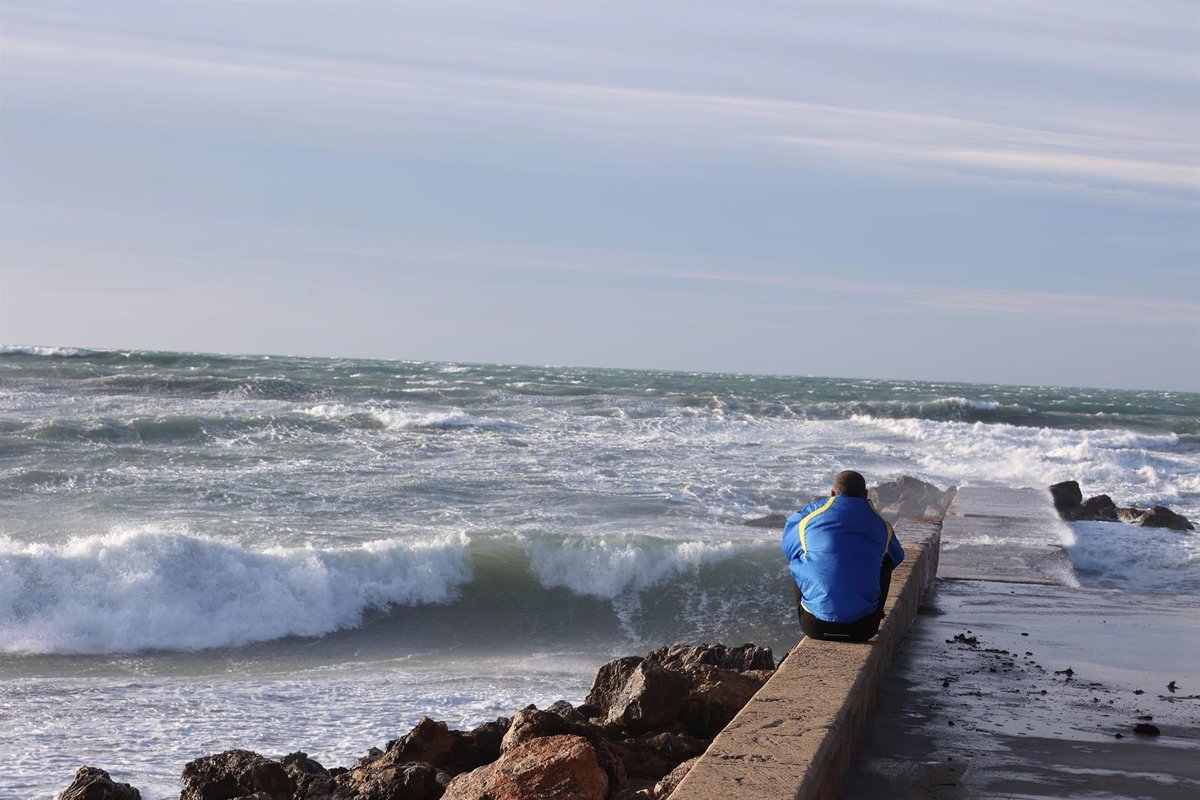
[0,344,94,357]
[1065,521,1200,594]
[304,403,515,431]
[845,414,1198,516]
[523,536,751,599]
[919,396,1003,412]
[0,528,473,655]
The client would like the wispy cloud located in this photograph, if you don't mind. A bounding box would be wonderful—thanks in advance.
[3,12,1196,197]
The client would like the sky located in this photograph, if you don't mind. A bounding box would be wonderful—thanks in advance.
[1,0,1197,391]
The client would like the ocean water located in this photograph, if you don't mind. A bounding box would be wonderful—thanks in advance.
[1,346,1197,798]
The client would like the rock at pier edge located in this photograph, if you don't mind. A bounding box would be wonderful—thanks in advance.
[61,643,774,800]
[742,475,959,529]
[1049,479,1194,530]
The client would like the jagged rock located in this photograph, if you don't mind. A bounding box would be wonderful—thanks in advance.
[1049,480,1084,514]
[635,731,707,765]
[605,662,692,732]
[644,643,774,673]
[586,656,644,711]
[870,476,957,524]
[386,718,457,768]
[441,734,608,800]
[1116,507,1145,522]
[376,716,509,777]
[58,766,141,800]
[1049,481,1194,530]
[545,700,588,723]
[742,513,788,529]
[465,718,509,765]
[682,664,772,737]
[328,760,443,800]
[180,750,294,800]
[1080,494,1118,521]
[1138,505,1195,531]
[652,756,698,799]
[607,739,673,783]
[589,644,774,739]
[610,730,707,782]
[501,708,579,752]
[500,707,625,789]
[280,752,329,798]
[575,703,604,720]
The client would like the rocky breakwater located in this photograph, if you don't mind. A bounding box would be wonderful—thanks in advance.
[58,643,774,800]
[1049,480,1194,531]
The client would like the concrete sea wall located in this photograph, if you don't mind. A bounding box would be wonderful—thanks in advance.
[669,528,941,800]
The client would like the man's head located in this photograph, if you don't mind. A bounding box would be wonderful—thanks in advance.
[831,470,868,499]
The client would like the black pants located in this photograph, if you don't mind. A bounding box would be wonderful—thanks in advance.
[793,560,894,642]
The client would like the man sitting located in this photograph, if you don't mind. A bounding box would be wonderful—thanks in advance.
[781,470,905,642]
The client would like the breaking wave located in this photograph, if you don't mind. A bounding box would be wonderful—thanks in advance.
[0,528,473,655]
[0,528,777,656]
[303,403,519,431]
[0,345,95,357]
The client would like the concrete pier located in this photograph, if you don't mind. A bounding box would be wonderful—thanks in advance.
[843,486,1200,800]
[669,485,1199,800]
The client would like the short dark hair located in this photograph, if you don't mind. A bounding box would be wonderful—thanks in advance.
[832,470,868,498]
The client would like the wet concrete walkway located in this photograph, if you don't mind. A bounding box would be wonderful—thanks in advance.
[842,485,1200,800]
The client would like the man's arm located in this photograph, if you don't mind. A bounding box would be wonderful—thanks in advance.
[781,500,821,561]
[885,530,905,567]
[782,514,802,561]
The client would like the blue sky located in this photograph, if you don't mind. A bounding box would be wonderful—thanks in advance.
[1,0,1197,390]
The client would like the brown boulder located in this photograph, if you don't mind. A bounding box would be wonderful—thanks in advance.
[644,643,773,673]
[380,716,507,777]
[609,730,708,782]
[586,656,643,711]
[280,751,329,797]
[58,766,141,800]
[501,707,625,789]
[180,750,294,800]
[1138,505,1195,531]
[441,735,608,800]
[1049,480,1084,515]
[605,662,691,732]
[326,760,443,800]
[635,731,707,766]
[1080,494,1118,521]
[653,756,698,799]
[501,708,582,752]
[607,739,673,783]
[682,664,772,737]
[1116,507,1145,522]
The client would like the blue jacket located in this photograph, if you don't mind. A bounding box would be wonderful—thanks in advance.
[781,495,905,623]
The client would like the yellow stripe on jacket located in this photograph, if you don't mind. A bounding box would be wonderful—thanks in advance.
[797,496,836,557]
[868,500,895,556]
